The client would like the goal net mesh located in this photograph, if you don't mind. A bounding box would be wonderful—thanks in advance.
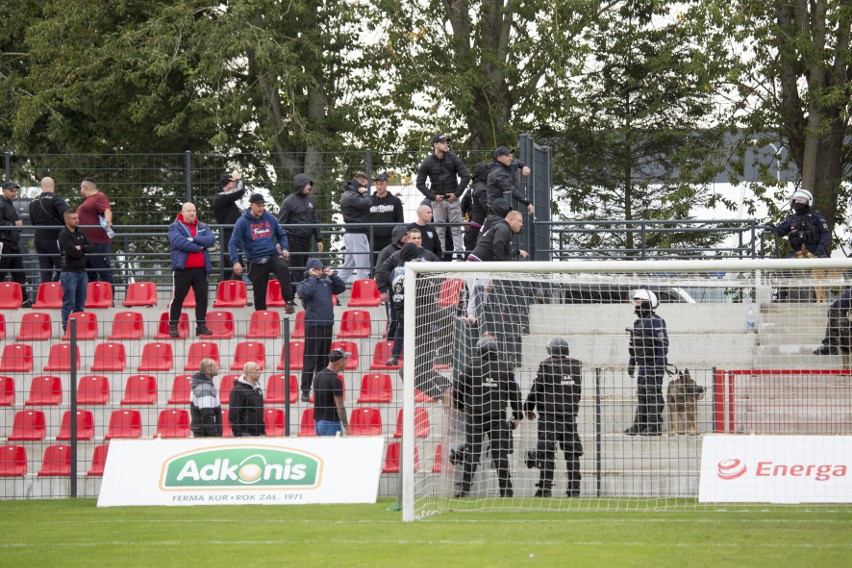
[400,259,852,520]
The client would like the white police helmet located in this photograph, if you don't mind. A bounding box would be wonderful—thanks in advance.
[631,289,659,309]
[791,188,813,207]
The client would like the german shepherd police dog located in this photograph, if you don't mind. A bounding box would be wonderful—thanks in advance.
[793,244,842,303]
[666,369,705,435]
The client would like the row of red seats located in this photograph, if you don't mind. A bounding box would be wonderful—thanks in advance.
[2,308,376,341]
[4,406,432,442]
[0,339,404,374]
[0,372,428,406]
[0,440,445,477]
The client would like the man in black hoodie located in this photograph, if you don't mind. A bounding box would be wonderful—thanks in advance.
[213,172,246,281]
[469,210,527,262]
[338,173,372,282]
[375,225,409,359]
[278,173,324,285]
[369,173,404,267]
[461,163,490,251]
[228,362,266,436]
[0,181,31,306]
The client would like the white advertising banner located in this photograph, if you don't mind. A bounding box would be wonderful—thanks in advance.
[97,437,385,507]
[699,435,851,504]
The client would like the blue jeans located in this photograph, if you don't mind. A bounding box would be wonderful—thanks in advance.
[315,420,343,436]
[60,271,88,330]
[86,243,114,290]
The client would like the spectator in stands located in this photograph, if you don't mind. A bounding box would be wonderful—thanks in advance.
[468,210,528,262]
[625,290,669,437]
[369,173,404,267]
[77,177,114,294]
[0,180,31,307]
[479,197,512,236]
[461,163,490,251]
[168,202,216,337]
[486,146,534,215]
[57,210,93,331]
[375,225,409,364]
[228,361,266,436]
[453,336,522,498]
[313,347,352,436]
[228,193,296,313]
[213,172,246,281]
[406,204,443,260]
[814,290,852,355]
[524,337,583,498]
[416,133,470,258]
[190,358,223,437]
[277,173,323,286]
[297,258,346,402]
[28,176,68,283]
[773,188,829,257]
[338,172,372,282]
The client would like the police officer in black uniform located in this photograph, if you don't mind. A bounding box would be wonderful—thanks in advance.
[452,336,522,498]
[523,337,583,498]
[775,188,830,257]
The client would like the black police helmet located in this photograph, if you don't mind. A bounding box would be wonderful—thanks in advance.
[476,336,498,358]
[546,337,570,358]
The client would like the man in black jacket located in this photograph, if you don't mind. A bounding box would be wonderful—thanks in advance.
[468,210,527,262]
[406,204,443,259]
[190,358,223,437]
[278,173,324,285]
[0,181,31,306]
[338,173,372,282]
[29,177,68,283]
[486,147,534,216]
[375,224,409,360]
[57,210,94,331]
[453,337,523,498]
[416,134,470,257]
[229,362,266,437]
[461,163,490,251]
[369,173,404,266]
[212,172,246,281]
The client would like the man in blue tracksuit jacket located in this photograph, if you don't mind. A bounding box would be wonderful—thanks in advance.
[168,202,217,337]
[228,193,296,313]
[297,258,346,402]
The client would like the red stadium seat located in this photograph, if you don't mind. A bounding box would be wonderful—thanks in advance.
[437,278,465,308]
[357,373,393,403]
[33,282,63,309]
[266,373,298,404]
[108,311,145,340]
[369,341,402,371]
[415,389,435,404]
[43,343,79,372]
[184,341,220,371]
[182,286,197,308]
[0,313,5,339]
[0,282,23,309]
[84,281,113,308]
[0,376,14,406]
[348,407,382,436]
[393,407,431,439]
[0,343,34,373]
[336,309,371,338]
[265,279,286,307]
[330,341,358,371]
[347,278,381,307]
[0,445,28,476]
[38,444,71,477]
[432,444,450,473]
[120,375,158,405]
[105,409,143,439]
[24,375,62,406]
[123,281,158,307]
[299,408,316,437]
[155,312,189,339]
[137,342,174,372]
[62,311,99,340]
[278,341,305,371]
[221,411,233,438]
[205,310,235,339]
[219,374,240,405]
[264,408,286,437]
[16,312,52,341]
[382,442,419,474]
[212,280,247,308]
[168,374,192,405]
[56,410,95,441]
[246,310,280,338]
[231,341,265,370]
[77,375,110,405]
[87,444,109,476]
[157,409,190,438]
[8,410,47,441]
[91,342,127,372]
[290,310,305,339]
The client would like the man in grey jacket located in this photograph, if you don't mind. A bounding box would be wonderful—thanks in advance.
[190,358,223,437]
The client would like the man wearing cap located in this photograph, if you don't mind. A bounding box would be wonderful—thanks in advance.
[77,177,114,294]
[486,147,535,216]
[297,258,346,402]
[0,181,32,306]
[278,173,323,285]
[213,172,246,281]
[28,177,68,283]
[228,192,297,313]
[338,172,373,282]
[168,202,216,337]
[313,348,352,436]
[416,134,470,258]
[369,173,404,267]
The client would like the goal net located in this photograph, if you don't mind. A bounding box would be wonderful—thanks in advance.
[399,258,852,520]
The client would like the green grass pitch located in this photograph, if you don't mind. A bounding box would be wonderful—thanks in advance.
[1,498,850,567]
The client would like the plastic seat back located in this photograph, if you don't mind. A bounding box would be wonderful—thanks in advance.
[231,341,265,370]
[299,408,316,437]
[84,281,113,308]
[91,342,127,372]
[382,442,419,473]
[138,342,174,372]
[16,312,52,341]
[105,409,143,439]
[357,373,393,403]
[265,279,286,307]
[108,311,144,340]
[25,375,62,406]
[290,310,305,339]
[348,278,381,307]
[393,407,431,439]
[368,341,401,371]
[0,343,34,373]
[62,311,99,340]
[0,376,14,406]
[33,282,63,309]
[168,374,192,405]
[8,410,47,441]
[0,282,23,309]
[157,409,190,438]
[56,410,95,441]
[120,375,158,405]
[264,408,286,437]
[213,280,247,308]
[337,309,372,338]
[266,374,298,404]
[122,281,158,307]
[219,374,240,405]
[77,375,110,405]
[42,343,79,372]
[348,407,382,436]
[205,310,235,338]
[278,341,305,371]
[185,341,220,371]
[246,310,280,339]
[87,444,109,476]
[0,445,28,476]
[437,278,465,307]
[38,445,72,477]
[0,313,5,339]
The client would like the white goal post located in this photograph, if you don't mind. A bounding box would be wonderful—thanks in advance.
[400,258,852,521]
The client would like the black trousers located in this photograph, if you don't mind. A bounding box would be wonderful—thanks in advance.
[169,267,209,324]
[247,254,293,310]
[301,324,333,393]
[536,423,582,490]
[34,237,61,283]
[460,422,513,495]
[287,235,311,285]
[0,243,29,301]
